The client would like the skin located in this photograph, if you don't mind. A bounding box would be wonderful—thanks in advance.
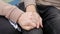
[18,5,43,30]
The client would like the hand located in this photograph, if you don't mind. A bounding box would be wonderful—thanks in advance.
[18,11,43,30]
[18,12,36,30]
[26,5,43,28]
[28,12,43,28]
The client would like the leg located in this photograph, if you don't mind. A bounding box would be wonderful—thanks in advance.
[0,16,21,34]
[17,3,43,34]
[38,5,60,34]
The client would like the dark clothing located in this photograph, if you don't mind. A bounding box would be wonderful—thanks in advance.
[0,16,21,34]
[17,3,60,34]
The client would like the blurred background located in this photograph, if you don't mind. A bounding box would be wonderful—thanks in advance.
[2,0,20,5]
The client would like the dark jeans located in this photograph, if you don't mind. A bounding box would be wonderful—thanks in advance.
[17,3,60,34]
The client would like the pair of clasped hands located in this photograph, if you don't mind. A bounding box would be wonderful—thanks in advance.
[18,5,43,30]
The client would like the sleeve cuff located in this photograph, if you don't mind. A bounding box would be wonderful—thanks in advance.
[24,0,36,8]
[9,20,21,32]
[9,6,24,23]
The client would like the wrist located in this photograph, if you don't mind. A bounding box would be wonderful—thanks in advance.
[26,5,36,12]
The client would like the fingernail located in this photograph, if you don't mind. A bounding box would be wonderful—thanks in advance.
[37,26,39,28]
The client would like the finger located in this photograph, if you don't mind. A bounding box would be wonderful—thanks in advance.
[24,20,36,28]
[36,22,40,28]
[23,22,36,28]
[39,18,43,28]
[31,16,40,28]
[23,23,36,30]
[29,22,36,28]
[22,25,35,30]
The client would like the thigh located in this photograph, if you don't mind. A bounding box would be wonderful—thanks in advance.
[17,3,43,34]
[0,16,21,34]
[22,28,43,34]
[42,6,60,34]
